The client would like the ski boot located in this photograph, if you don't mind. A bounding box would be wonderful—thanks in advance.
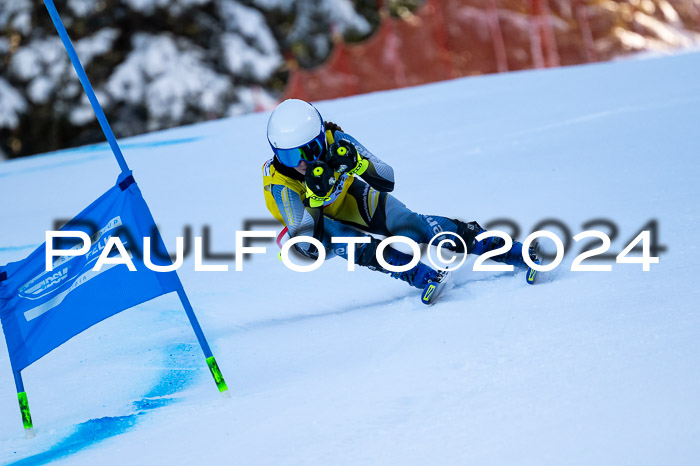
[355,238,440,289]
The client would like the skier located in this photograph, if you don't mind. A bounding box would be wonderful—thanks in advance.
[262,99,536,303]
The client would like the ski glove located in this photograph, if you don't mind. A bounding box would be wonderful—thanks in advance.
[304,161,336,207]
[326,140,369,176]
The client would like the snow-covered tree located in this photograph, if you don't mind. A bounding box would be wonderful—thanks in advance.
[3,0,698,159]
[0,0,377,158]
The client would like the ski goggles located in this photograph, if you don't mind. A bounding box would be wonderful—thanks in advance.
[272,131,326,168]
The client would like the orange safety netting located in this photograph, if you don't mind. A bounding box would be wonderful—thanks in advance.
[282,0,700,103]
[283,0,572,101]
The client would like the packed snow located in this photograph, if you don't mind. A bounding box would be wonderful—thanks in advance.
[1,51,699,465]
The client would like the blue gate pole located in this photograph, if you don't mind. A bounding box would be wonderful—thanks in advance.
[43,0,130,175]
[176,288,230,397]
[13,371,35,438]
[43,0,229,398]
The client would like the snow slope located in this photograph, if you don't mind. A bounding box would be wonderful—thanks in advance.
[1,52,699,465]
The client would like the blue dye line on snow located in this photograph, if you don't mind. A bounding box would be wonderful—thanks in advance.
[5,343,200,466]
[0,137,202,180]
[0,244,40,253]
[55,137,202,155]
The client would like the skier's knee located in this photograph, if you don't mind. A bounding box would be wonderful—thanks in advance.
[447,220,482,253]
[293,241,320,260]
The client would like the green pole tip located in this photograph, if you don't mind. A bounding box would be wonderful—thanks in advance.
[206,356,228,393]
[18,392,34,431]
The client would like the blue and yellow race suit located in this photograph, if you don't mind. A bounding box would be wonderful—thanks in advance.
[262,128,526,288]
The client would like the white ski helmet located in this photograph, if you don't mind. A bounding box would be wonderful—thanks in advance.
[267,99,326,167]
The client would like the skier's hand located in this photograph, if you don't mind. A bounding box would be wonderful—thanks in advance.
[304,161,336,201]
[326,140,360,175]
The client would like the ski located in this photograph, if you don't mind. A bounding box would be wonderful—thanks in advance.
[526,265,537,284]
[526,241,541,285]
[421,270,451,305]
